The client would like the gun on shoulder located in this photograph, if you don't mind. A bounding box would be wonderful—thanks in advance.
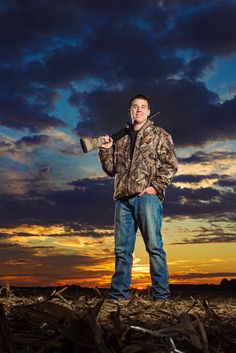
[80,109,160,153]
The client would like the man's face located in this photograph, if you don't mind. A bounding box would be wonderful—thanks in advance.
[129,98,150,125]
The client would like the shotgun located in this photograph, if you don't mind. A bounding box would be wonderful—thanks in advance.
[80,109,160,153]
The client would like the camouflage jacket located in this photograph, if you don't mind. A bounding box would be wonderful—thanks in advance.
[98,119,178,201]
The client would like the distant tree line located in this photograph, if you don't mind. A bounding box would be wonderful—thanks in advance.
[220,278,236,288]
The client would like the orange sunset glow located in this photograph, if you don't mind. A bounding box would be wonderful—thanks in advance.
[1,220,235,288]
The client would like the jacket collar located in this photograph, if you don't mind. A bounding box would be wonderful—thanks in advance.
[130,118,154,133]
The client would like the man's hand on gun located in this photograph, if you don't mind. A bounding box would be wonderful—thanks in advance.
[101,135,113,149]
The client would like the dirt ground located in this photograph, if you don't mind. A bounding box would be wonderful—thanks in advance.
[0,286,235,353]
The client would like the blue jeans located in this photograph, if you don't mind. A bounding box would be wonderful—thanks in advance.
[110,194,170,300]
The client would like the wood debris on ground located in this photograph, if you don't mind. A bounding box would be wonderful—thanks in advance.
[0,286,235,353]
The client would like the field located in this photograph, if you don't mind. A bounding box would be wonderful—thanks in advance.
[0,285,235,353]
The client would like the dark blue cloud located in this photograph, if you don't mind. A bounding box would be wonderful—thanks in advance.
[74,79,236,147]
[173,174,219,183]
[0,0,235,143]
[215,178,236,188]
[0,178,114,227]
[0,95,66,132]
[162,1,236,55]
[173,233,236,245]
[171,272,236,279]
[184,56,213,80]
[0,172,235,231]
[15,135,50,148]
[179,151,236,164]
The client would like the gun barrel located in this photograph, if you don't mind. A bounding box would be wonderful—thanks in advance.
[149,109,160,120]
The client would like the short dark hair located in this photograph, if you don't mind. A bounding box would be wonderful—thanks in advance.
[129,94,150,109]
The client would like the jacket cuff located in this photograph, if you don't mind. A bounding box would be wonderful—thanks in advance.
[98,146,113,162]
[150,181,165,201]
[99,146,113,154]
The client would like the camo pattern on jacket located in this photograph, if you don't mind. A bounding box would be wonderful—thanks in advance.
[98,120,178,201]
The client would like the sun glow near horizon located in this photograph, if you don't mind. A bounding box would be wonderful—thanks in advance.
[0,224,235,288]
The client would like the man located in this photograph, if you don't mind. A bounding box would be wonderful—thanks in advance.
[98,94,178,300]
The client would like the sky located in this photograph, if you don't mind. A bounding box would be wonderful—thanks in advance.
[0,0,236,288]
